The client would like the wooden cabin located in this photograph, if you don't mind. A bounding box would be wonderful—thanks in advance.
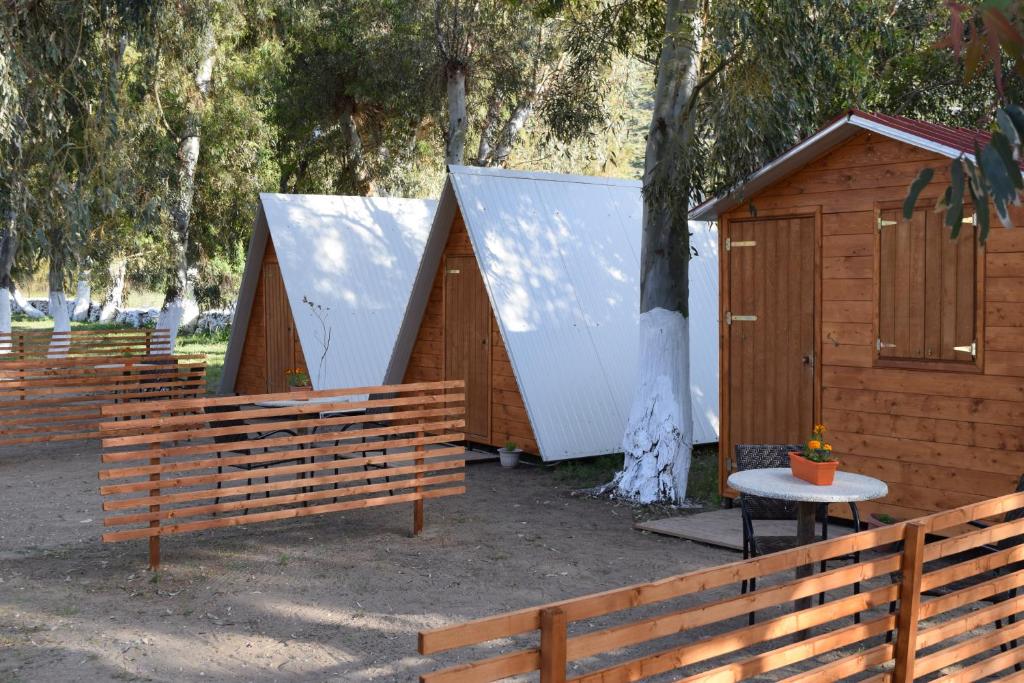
[221,193,436,394]
[391,166,721,461]
[692,110,1024,520]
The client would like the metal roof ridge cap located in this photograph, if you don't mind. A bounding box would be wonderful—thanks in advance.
[847,114,974,162]
[449,164,641,188]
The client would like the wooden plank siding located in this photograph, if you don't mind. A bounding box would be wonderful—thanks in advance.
[720,130,1024,521]
[403,210,540,454]
[234,237,306,395]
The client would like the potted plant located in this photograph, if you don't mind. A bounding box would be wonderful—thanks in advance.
[498,441,521,468]
[789,424,839,485]
[286,368,311,392]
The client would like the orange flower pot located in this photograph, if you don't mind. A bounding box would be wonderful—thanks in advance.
[789,451,839,486]
[289,385,310,393]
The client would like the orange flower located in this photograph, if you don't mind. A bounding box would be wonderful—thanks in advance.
[814,424,827,433]
[808,439,821,450]
[824,444,833,451]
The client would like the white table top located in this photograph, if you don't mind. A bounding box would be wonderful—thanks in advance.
[727,468,888,503]
[253,396,365,415]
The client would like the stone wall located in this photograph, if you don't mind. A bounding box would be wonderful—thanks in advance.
[20,299,233,334]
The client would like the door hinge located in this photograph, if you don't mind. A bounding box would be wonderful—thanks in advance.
[445,269,461,275]
[962,214,977,226]
[877,217,898,231]
[725,311,757,325]
[954,340,977,357]
[725,238,756,251]
[876,338,896,351]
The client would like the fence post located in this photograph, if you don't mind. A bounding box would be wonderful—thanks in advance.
[540,607,567,683]
[412,389,425,535]
[893,521,926,682]
[148,412,162,571]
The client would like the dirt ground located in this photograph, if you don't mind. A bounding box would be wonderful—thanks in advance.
[0,441,736,682]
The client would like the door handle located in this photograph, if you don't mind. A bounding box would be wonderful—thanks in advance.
[802,354,814,367]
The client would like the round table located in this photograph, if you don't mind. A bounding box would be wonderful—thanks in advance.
[727,468,888,639]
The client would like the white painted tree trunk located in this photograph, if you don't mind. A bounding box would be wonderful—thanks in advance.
[71,270,91,321]
[48,290,70,358]
[12,287,43,318]
[611,0,701,505]
[614,308,693,503]
[444,65,468,165]
[0,288,11,349]
[155,295,198,353]
[99,257,126,323]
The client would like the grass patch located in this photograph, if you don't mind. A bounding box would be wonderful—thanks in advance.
[552,453,623,489]
[551,445,722,507]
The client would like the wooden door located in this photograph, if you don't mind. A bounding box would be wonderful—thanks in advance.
[263,262,295,393]
[444,255,491,441]
[723,215,817,481]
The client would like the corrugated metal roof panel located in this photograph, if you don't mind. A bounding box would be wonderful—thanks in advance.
[249,193,435,390]
[448,166,719,460]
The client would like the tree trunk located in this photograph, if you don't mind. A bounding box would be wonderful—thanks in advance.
[475,95,501,165]
[0,213,16,336]
[48,256,70,357]
[99,256,126,323]
[12,287,43,319]
[613,0,701,504]
[444,63,468,165]
[492,95,536,166]
[339,99,374,195]
[157,23,215,350]
[71,270,91,321]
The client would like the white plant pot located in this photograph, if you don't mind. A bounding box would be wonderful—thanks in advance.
[498,448,521,468]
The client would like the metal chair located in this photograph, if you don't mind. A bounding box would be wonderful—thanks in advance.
[205,405,305,512]
[735,444,862,624]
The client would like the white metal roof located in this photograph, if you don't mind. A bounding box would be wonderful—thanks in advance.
[392,166,719,461]
[221,193,436,393]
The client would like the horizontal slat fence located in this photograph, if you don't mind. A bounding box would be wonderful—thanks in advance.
[0,328,172,359]
[419,491,1024,682]
[0,354,207,445]
[99,380,466,568]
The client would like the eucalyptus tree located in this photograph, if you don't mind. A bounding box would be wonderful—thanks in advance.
[602,0,933,503]
[271,1,438,197]
[1,2,134,336]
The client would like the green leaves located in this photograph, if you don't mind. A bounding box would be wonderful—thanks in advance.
[903,167,934,219]
[947,158,965,239]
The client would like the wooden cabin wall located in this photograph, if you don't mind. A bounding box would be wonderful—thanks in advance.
[403,211,540,454]
[722,130,1024,521]
[234,237,306,395]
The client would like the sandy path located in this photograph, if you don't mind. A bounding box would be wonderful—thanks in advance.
[0,441,735,682]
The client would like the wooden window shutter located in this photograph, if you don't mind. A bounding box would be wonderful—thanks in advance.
[878,207,977,362]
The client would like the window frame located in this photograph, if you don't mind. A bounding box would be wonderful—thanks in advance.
[872,199,985,374]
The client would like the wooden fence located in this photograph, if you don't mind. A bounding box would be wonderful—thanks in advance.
[419,490,1024,682]
[0,328,172,359]
[0,354,207,446]
[98,380,466,568]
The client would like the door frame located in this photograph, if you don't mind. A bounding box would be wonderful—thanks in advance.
[442,253,492,443]
[718,206,822,498]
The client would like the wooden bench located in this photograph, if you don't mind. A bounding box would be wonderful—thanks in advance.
[0,354,207,446]
[0,328,172,359]
[418,491,1024,682]
[98,380,466,568]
